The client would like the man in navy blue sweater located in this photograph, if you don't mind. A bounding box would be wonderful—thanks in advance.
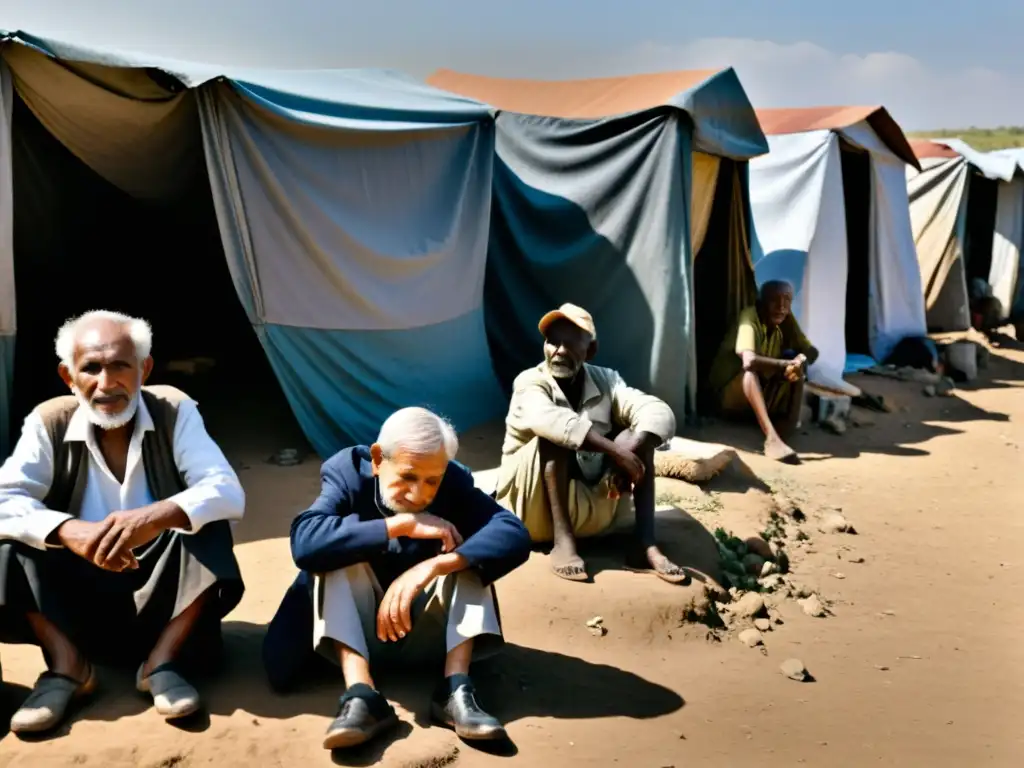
[263,407,532,750]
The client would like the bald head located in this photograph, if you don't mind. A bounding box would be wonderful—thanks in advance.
[757,280,795,328]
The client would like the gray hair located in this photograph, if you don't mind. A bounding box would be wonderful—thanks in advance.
[55,310,153,370]
[376,407,459,461]
[759,280,795,301]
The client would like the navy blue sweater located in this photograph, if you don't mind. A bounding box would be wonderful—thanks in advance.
[263,446,532,690]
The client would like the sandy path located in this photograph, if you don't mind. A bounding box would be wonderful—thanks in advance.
[1,341,1022,767]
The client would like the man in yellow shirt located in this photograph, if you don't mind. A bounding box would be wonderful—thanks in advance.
[708,280,819,463]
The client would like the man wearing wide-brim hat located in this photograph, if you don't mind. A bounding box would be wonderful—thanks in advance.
[493,304,686,584]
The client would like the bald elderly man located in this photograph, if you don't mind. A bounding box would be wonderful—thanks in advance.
[708,280,819,463]
[494,304,686,584]
[0,310,245,734]
[263,407,531,751]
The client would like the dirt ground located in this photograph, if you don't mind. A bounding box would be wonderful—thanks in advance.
[1,336,1023,767]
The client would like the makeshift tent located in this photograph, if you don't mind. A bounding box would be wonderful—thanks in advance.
[0,30,506,459]
[747,107,926,394]
[907,139,1024,331]
[425,68,768,419]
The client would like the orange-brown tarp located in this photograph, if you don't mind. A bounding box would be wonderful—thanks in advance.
[755,106,920,169]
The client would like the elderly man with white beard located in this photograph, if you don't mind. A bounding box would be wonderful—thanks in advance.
[0,310,245,735]
[263,407,531,751]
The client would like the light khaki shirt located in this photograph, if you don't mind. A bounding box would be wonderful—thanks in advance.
[500,362,677,461]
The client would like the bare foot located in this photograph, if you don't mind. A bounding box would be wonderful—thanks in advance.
[550,542,588,582]
[764,436,799,464]
[625,545,690,585]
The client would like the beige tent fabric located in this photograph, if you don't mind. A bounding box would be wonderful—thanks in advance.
[2,43,201,200]
[907,156,971,330]
[726,163,757,321]
[0,57,13,336]
[690,151,720,256]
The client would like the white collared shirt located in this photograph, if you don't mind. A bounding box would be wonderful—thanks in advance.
[0,396,245,549]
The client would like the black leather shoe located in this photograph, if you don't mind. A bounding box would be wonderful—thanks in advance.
[430,674,506,741]
[323,683,398,750]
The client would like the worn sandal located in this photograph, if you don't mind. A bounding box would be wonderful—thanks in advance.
[136,662,201,720]
[10,666,97,734]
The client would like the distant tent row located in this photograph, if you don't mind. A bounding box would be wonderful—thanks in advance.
[0,30,770,458]
[907,139,1024,332]
[746,107,927,394]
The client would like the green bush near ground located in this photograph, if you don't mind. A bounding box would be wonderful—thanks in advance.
[909,127,1024,152]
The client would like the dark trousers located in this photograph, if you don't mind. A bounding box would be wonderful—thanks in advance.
[0,526,243,673]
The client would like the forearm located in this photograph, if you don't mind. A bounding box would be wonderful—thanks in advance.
[742,355,792,376]
[429,551,470,578]
[140,500,192,533]
[581,428,622,456]
[804,346,820,366]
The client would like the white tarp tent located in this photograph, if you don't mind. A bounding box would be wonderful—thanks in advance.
[908,139,1024,331]
[748,107,927,395]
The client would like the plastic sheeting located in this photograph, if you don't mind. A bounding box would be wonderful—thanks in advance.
[3,43,201,200]
[199,82,506,453]
[750,120,926,391]
[990,178,1024,323]
[0,31,507,458]
[484,111,694,418]
[691,152,720,255]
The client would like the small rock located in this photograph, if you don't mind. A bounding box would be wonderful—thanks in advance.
[875,665,889,671]
[849,409,875,428]
[754,618,772,632]
[820,513,857,534]
[923,384,936,397]
[936,377,956,397]
[780,658,809,681]
[882,609,896,616]
[585,616,604,628]
[732,592,768,619]
[743,553,766,575]
[832,572,846,580]
[588,626,607,637]
[850,556,866,564]
[761,560,778,578]
[799,594,827,618]
[821,415,846,435]
[744,536,775,560]
[775,494,806,522]
[738,628,763,648]
[758,574,785,591]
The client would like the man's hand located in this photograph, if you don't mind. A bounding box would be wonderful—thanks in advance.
[376,559,437,643]
[386,513,464,552]
[56,518,138,572]
[610,446,645,485]
[784,353,807,383]
[90,508,163,570]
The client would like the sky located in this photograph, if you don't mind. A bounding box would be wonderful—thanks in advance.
[4,0,1024,130]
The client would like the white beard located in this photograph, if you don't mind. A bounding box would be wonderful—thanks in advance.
[73,387,140,431]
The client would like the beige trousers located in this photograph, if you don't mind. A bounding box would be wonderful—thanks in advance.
[312,564,503,667]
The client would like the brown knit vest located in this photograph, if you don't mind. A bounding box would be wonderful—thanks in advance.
[36,385,190,516]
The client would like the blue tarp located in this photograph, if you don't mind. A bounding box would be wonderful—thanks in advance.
[0,30,505,457]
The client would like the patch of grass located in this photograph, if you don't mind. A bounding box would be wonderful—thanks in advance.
[908,126,1024,152]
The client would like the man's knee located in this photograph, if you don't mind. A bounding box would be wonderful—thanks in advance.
[537,438,574,477]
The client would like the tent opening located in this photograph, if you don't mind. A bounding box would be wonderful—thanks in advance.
[962,172,998,286]
[7,90,306,457]
[839,140,872,358]
[694,158,756,411]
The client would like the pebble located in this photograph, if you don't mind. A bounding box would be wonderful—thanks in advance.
[832,572,846,580]
[754,618,772,632]
[875,665,890,671]
[780,658,809,681]
[799,594,827,618]
[923,384,936,397]
[732,592,768,619]
[761,560,779,578]
[585,616,604,628]
[739,628,764,648]
[759,574,785,591]
[820,513,857,535]
[851,556,866,564]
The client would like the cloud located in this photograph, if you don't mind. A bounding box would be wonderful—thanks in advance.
[590,39,1024,130]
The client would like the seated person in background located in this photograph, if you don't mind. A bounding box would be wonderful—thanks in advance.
[263,407,531,751]
[708,280,819,463]
[493,303,685,585]
[0,310,245,735]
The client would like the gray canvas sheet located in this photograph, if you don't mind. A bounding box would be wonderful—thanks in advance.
[485,111,694,418]
[198,82,493,331]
